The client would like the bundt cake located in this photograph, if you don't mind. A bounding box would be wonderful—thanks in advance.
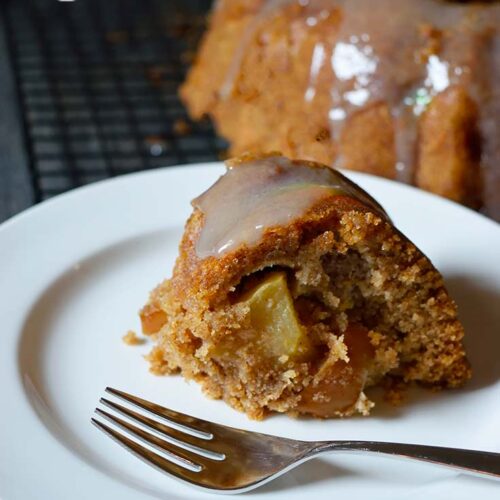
[140,154,471,420]
[180,0,499,220]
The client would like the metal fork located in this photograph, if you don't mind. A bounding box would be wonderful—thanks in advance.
[92,387,500,494]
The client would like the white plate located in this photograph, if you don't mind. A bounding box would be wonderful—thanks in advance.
[1,163,499,500]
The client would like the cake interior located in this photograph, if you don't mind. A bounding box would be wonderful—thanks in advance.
[142,211,468,420]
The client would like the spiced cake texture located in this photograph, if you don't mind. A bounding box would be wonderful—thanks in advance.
[140,155,470,420]
[180,0,500,220]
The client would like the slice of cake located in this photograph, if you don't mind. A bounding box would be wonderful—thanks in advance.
[140,154,470,420]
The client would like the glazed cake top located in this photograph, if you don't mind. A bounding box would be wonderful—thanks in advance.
[192,155,388,258]
[221,0,499,186]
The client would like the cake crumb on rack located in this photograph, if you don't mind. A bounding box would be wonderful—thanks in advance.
[173,118,191,136]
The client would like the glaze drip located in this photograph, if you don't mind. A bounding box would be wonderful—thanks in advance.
[192,156,388,258]
[216,0,498,213]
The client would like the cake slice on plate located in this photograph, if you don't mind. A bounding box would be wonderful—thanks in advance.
[140,154,470,420]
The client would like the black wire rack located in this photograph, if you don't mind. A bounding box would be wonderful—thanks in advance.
[1,0,227,202]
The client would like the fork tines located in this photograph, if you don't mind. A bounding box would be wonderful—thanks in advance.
[92,387,225,484]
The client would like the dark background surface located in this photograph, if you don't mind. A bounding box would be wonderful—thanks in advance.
[0,0,225,223]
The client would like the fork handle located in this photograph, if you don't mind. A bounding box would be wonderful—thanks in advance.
[312,441,500,479]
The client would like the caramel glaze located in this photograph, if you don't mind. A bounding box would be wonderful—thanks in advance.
[192,155,388,258]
